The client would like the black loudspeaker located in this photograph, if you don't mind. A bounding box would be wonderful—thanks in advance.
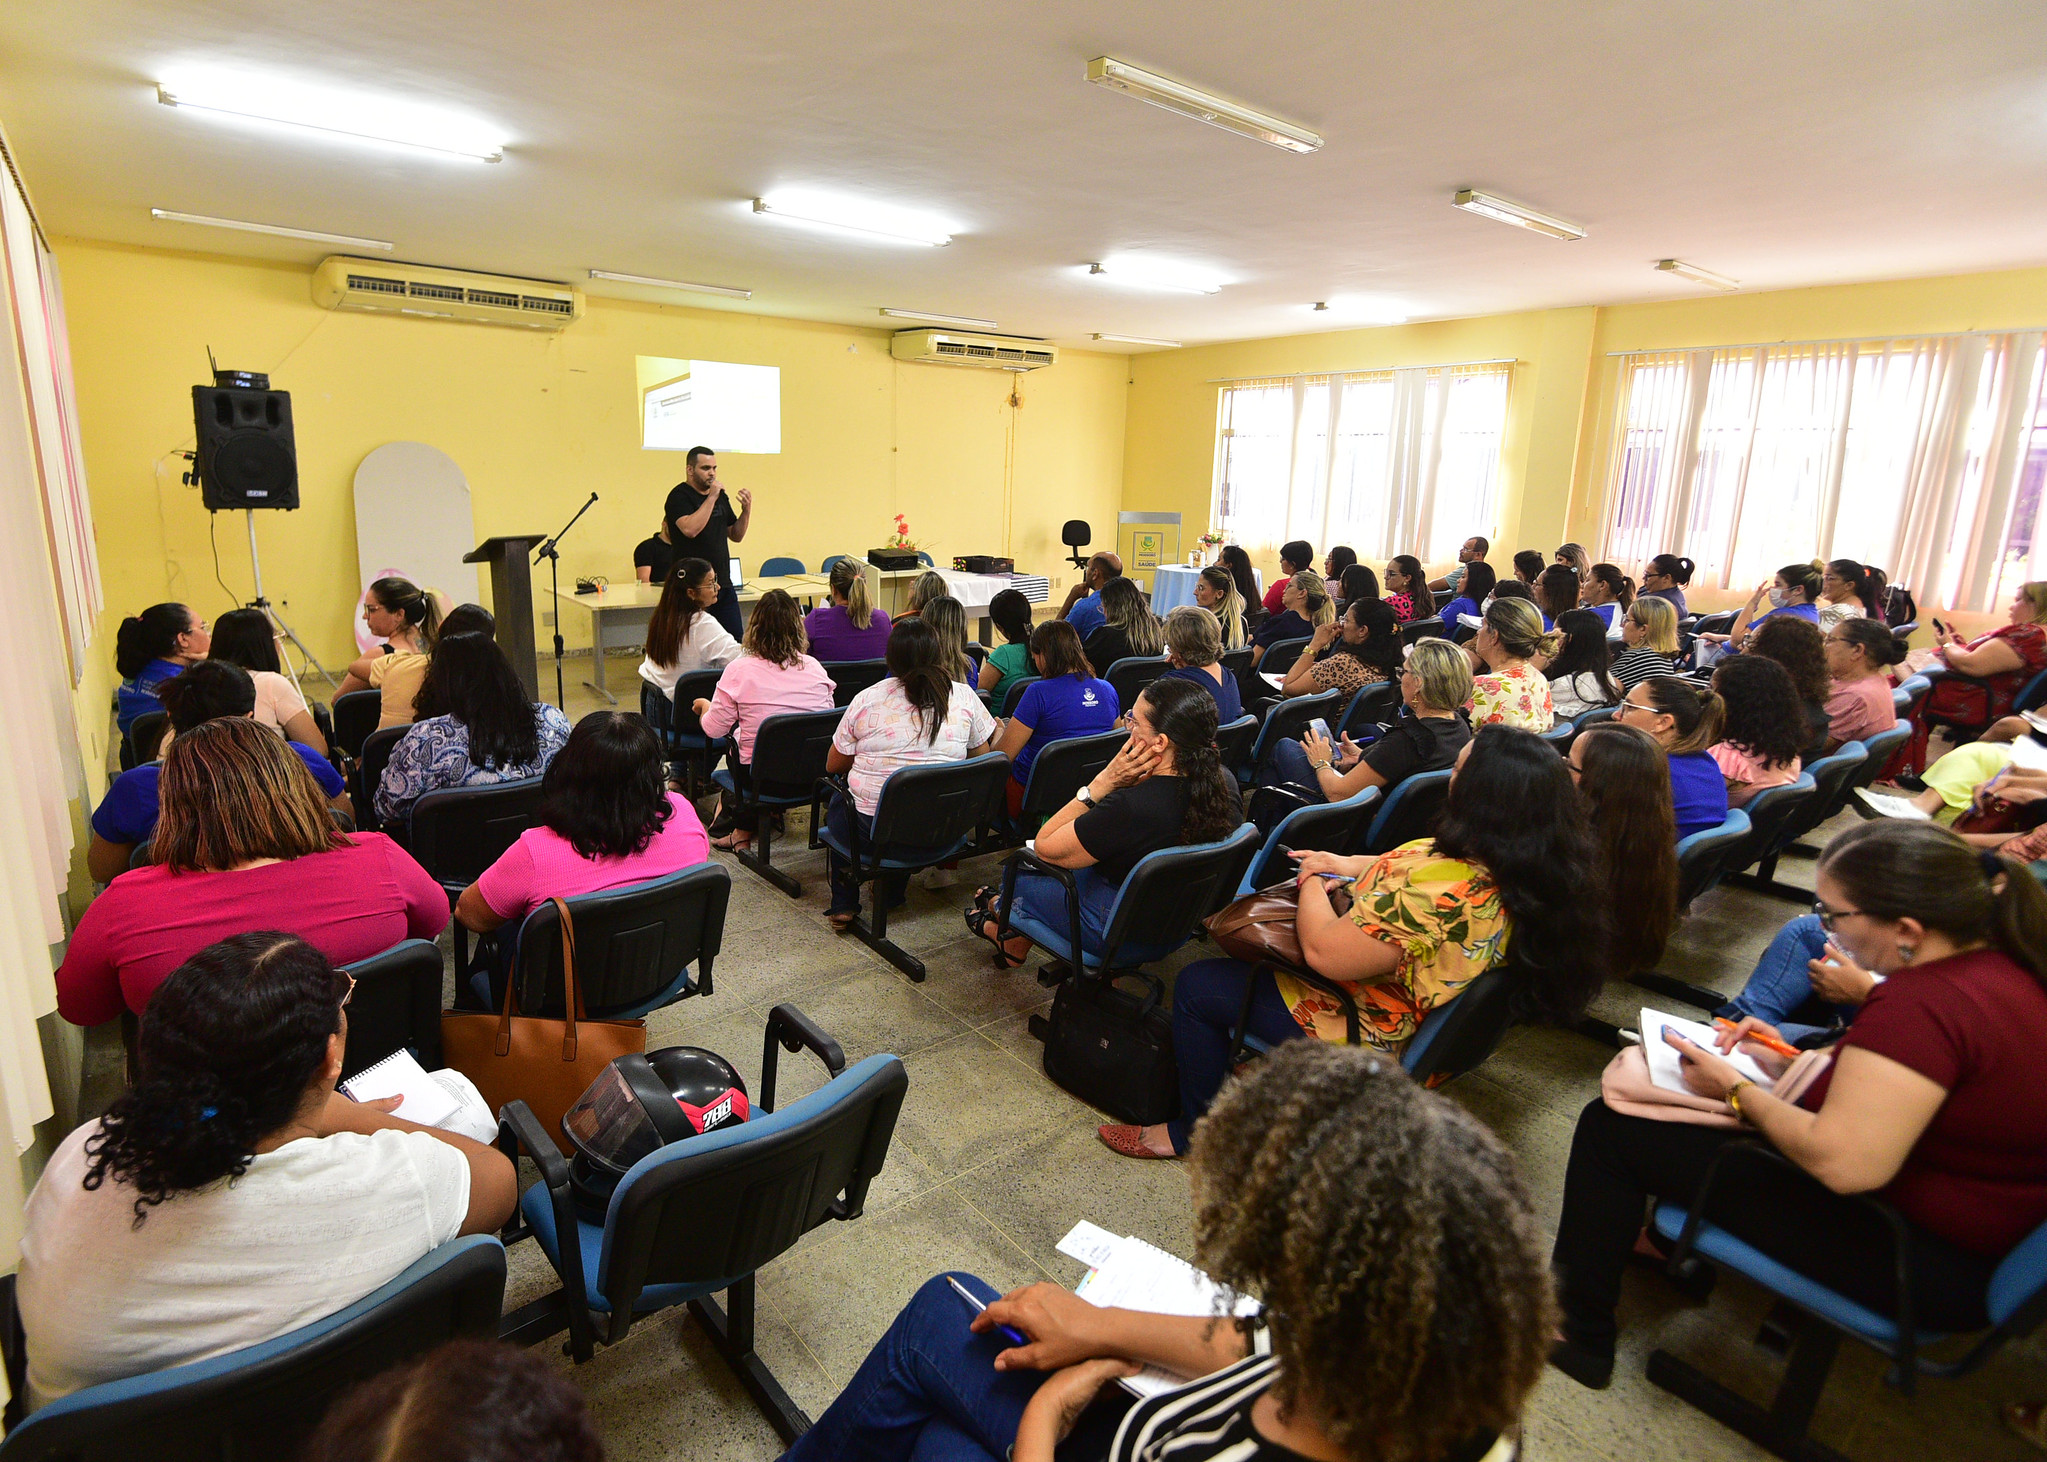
[192,384,298,510]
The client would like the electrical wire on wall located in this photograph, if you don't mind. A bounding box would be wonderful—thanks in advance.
[1001,379,1021,560]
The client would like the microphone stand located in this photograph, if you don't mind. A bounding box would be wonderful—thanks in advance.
[534,492,599,711]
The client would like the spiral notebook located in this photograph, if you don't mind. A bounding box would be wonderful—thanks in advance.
[337,1048,461,1129]
[1058,1221,1259,1398]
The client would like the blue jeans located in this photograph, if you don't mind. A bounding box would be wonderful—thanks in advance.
[1258,735,1326,798]
[825,793,932,918]
[781,1273,1129,1462]
[1166,959,1303,1154]
[711,582,743,639]
[1010,865,1119,955]
[1714,914,1857,1045]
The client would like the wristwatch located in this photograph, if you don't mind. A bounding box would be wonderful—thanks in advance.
[1075,786,1097,808]
[1726,1079,1754,1122]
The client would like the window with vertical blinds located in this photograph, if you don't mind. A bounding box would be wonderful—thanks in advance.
[1599,333,2047,610]
[1212,363,1511,561]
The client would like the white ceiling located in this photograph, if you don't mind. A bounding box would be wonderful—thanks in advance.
[6,1,2047,349]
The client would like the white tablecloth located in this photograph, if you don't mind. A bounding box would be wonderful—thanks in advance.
[938,570,1051,611]
[1151,564,1203,612]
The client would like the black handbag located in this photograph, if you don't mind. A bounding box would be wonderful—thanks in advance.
[1029,973,1178,1125]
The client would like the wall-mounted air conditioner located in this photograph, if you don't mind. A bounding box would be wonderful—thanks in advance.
[889,329,1058,371]
[312,256,583,331]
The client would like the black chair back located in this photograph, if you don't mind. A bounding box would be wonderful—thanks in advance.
[329,689,383,760]
[0,1240,503,1462]
[1251,689,1342,780]
[407,777,546,894]
[1338,682,1401,737]
[1400,617,1445,646]
[1720,777,1819,875]
[999,674,1042,717]
[509,863,730,1018]
[339,939,445,1079]
[822,659,889,708]
[355,725,407,829]
[1259,636,1311,679]
[310,700,335,758]
[1363,769,1453,853]
[872,754,1010,856]
[744,706,846,799]
[1017,729,1130,829]
[602,1055,907,1316]
[128,711,169,767]
[1096,825,1262,968]
[1103,656,1170,710]
[1219,647,1254,680]
[666,671,726,741]
[1401,964,1521,1086]
[1693,611,1737,636]
[1215,714,1259,781]
[1767,745,1865,857]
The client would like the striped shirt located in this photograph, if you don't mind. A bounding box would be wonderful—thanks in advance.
[1108,1354,1513,1462]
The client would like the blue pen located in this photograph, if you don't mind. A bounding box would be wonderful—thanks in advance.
[945,1275,1030,1346]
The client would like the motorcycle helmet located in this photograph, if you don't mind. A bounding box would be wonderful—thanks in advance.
[562,1046,749,1223]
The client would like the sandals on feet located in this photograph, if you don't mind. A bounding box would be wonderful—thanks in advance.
[710,831,753,851]
[963,887,1030,967]
[1097,1125,1178,1160]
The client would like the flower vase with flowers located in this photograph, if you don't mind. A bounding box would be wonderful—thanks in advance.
[1198,531,1226,566]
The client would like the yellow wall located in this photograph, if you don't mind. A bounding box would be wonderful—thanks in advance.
[1121,263,2047,616]
[54,239,1127,671]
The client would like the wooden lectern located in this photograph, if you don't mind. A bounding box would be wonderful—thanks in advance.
[464,534,544,700]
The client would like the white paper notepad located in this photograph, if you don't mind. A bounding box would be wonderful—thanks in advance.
[1640,1008,1775,1096]
[338,1049,461,1129]
[1056,1221,1260,1398]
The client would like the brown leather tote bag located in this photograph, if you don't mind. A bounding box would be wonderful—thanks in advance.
[441,897,645,1141]
[1203,876,1354,969]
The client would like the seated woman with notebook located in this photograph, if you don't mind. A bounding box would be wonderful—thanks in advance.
[779,1042,1549,1462]
[18,932,515,1408]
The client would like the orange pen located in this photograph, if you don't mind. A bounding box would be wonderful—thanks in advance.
[1713,1016,1800,1060]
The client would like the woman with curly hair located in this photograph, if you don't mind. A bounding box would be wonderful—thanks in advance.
[303,1339,604,1462]
[1747,615,1834,760]
[1108,724,1606,1160]
[783,1041,1553,1462]
[1708,654,1806,808]
[19,932,515,1406]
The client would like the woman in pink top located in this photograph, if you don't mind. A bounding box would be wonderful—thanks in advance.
[1708,656,1805,808]
[456,712,710,936]
[693,590,834,852]
[58,719,448,1026]
[1823,618,1906,751]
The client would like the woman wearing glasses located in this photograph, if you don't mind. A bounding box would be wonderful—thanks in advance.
[18,931,516,1407]
[1278,639,1474,806]
[1551,820,2047,1390]
[1611,675,1730,840]
[57,717,448,1026]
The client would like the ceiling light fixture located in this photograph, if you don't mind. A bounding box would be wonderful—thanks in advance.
[1092,333,1181,348]
[1085,256,1226,295]
[589,269,752,299]
[751,191,953,246]
[880,307,997,329]
[155,72,506,162]
[1085,57,1322,154]
[150,207,394,250]
[1450,188,1585,241]
[1655,258,1740,291]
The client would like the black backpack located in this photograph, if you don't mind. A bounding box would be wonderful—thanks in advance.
[1030,973,1178,1125]
[1884,583,1917,629]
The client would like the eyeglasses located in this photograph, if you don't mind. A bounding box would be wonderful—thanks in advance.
[338,972,356,1008]
[1810,900,1863,932]
[1615,700,1650,718]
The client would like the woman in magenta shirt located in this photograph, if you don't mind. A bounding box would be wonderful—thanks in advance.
[456,712,710,932]
[58,719,448,1026]
[694,590,835,851]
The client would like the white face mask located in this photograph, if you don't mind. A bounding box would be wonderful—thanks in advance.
[1768,586,1788,608]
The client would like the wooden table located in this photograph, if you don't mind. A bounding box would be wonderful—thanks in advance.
[550,574,831,703]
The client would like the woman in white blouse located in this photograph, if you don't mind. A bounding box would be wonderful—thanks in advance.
[1818,558,1880,632]
[639,557,740,699]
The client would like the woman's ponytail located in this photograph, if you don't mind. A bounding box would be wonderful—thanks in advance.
[832,557,872,628]
[370,577,439,649]
[1141,678,1240,845]
[115,603,192,678]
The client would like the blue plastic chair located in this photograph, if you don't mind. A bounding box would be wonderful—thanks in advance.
[499,1006,906,1446]
[1891,675,1930,717]
[1243,689,1342,787]
[1846,722,1914,815]
[495,864,729,1018]
[1732,743,1866,899]
[1361,769,1453,854]
[0,1237,504,1460]
[711,707,845,896]
[1214,715,1259,784]
[916,551,935,566]
[820,554,851,573]
[1541,717,1577,747]
[1646,1142,2047,1462]
[1236,787,1382,896]
[641,675,728,797]
[758,556,806,577]
[1338,682,1400,738]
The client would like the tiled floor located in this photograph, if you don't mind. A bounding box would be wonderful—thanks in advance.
[114,661,2047,1461]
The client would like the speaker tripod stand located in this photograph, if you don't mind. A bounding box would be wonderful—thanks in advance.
[231,508,339,696]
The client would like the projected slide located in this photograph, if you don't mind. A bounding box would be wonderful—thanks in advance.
[637,356,781,453]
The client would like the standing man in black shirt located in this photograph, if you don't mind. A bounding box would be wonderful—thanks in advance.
[662,446,751,636]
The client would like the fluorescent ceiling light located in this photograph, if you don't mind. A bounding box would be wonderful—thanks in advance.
[156,71,506,162]
[1656,258,1740,291]
[1086,256,1226,295]
[589,269,752,300]
[1312,297,1409,325]
[1085,57,1322,154]
[1092,333,1181,349]
[150,207,393,250]
[1451,188,1585,241]
[751,191,953,246]
[881,307,997,329]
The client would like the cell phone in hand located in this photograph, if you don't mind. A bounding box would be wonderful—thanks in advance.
[1932,617,1950,637]
[1307,718,1332,745]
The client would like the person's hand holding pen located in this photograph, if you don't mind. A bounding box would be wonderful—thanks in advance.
[1708,1017,1795,1081]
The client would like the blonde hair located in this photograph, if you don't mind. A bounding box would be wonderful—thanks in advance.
[1404,638,1474,713]
[1099,578,1165,657]
[905,570,948,615]
[920,596,974,682]
[828,557,873,628]
[1164,605,1223,667]
[1482,596,1559,661]
[1290,570,1334,629]
[1198,566,1248,650]
[1627,596,1679,653]
[2021,582,2047,624]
